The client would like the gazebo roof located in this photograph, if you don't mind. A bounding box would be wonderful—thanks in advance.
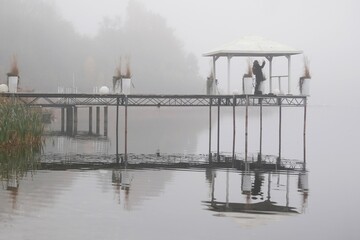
[203,36,303,57]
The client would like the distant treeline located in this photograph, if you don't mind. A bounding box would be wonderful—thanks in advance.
[0,0,203,94]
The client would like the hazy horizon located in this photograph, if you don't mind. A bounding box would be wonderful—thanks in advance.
[1,0,359,105]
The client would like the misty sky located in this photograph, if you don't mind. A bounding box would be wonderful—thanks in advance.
[34,0,360,105]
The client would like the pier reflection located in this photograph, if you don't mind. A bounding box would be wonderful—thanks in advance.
[109,168,172,210]
[204,169,309,227]
[0,148,41,209]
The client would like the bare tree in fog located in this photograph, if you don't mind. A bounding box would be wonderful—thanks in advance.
[0,0,203,93]
[0,0,88,91]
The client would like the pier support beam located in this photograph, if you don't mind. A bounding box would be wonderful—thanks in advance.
[115,97,120,164]
[245,96,249,169]
[104,106,108,137]
[209,98,212,163]
[89,107,93,134]
[303,98,307,170]
[74,107,78,135]
[66,107,73,135]
[61,108,65,132]
[217,97,221,162]
[96,106,100,135]
[124,96,128,165]
[258,99,263,164]
[278,98,282,167]
[116,98,119,164]
[232,95,236,166]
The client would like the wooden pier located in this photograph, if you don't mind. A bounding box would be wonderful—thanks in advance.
[1,92,307,169]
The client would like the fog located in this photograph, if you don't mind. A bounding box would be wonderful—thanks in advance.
[1,0,360,104]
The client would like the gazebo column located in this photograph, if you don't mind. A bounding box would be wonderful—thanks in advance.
[227,56,232,94]
[213,56,219,94]
[266,56,273,93]
[287,55,292,94]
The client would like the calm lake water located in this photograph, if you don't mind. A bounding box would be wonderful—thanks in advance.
[0,105,359,239]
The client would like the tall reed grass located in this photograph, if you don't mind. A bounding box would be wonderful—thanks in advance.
[0,97,44,149]
[0,146,41,183]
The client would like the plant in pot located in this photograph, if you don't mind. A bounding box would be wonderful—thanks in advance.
[242,59,253,94]
[121,59,132,95]
[7,55,20,93]
[299,57,311,95]
[112,65,122,93]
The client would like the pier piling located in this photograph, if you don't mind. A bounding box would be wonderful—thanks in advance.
[303,98,307,169]
[245,96,249,167]
[232,95,236,166]
[209,98,212,163]
[89,107,93,134]
[124,96,128,165]
[74,107,78,135]
[66,107,73,135]
[104,106,108,137]
[116,97,119,164]
[259,99,263,163]
[61,108,65,132]
[217,97,220,162]
[96,106,100,135]
[278,98,282,166]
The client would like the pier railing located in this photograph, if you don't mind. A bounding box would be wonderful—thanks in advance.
[0,93,306,107]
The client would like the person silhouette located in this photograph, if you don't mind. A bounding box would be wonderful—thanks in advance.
[252,60,266,95]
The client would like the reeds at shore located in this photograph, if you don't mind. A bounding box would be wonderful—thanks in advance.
[0,97,44,150]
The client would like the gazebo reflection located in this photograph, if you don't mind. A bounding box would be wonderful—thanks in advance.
[204,168,309,226]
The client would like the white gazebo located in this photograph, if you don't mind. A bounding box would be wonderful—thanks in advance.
[203,36,303,94]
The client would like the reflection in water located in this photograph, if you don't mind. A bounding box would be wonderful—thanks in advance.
[204,169,310,228]
[0,148,40,189]
[298,171,309,213]
[0,148,41,210]
[112,169,133,208]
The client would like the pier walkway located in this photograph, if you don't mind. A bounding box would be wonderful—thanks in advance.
[0,92,308,169]
[1,93,306,107]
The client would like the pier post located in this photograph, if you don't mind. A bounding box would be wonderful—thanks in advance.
[66,106,73,135]
[89,107,93,134]
[232,95,236,166]
[104,106,108,137]
[209,98,212,163]
[61,108,65,132]
[116,97,119,164]
[96,106,100,135]
[303,98,307,169]
[278,98,282,167]
[217,97,221,162]
[286,170,290,208]
[245,95,249,169]
[259,99,263,164]
[74,106,78,135]
[124,96,128,165]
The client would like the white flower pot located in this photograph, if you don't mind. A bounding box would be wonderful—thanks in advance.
[8,76,19,93]
[300,78,310,96]
[243,77,253,94]
[122,78,131,95]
